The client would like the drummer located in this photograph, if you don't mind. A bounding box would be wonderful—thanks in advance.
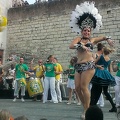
[30,59,45,101]
[13,57,31,102]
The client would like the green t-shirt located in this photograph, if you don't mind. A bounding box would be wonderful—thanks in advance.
[116,62,120,77]
[15,63,28,79]
[44,63,56,77]
[68,65,75,80]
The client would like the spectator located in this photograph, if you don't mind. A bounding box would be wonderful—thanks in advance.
[85,105,103,120]
[34,0,38,4]
[14,115,28,120]
[0,109,14,120]
[24,1,29,6]
[11,52,17,61]
[7,55,13,61]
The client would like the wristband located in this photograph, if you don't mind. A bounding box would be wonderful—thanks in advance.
[74,43,83,50]
[106,36,111,40]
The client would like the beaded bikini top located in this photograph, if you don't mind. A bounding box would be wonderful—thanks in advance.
[77,38,93,51]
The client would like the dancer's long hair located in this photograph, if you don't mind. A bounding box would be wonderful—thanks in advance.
[103,46,115,55]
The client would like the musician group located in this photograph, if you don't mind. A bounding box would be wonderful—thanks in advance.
[0,55,64,103]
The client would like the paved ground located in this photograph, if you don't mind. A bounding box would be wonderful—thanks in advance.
[0,99,118,120]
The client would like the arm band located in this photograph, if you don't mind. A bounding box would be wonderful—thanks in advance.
[74,43,83,50]
[106,36,111,40]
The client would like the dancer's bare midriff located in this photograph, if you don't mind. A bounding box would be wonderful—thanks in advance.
[77,50,94,64]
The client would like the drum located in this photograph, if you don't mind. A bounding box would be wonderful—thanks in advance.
[18,78,26,86]
[6,76,14,84]
[27,77,43,97]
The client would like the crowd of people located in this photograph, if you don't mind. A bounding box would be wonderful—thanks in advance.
[0,109,28,120]
[0,108,50,120]
[1,106,103,120]
[12,0,29,8]
[12,0,60,8]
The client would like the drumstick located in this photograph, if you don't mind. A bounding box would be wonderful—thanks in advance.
[31,57,34,64]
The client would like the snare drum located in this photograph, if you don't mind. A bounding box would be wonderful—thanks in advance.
[6,76,14,84]
[6,76,14,89]
[18,78,26,86]
[27,77,43,97]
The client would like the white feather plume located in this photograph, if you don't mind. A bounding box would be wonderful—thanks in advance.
[70,1,102,34]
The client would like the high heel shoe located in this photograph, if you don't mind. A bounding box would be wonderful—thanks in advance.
[109,107,117,112]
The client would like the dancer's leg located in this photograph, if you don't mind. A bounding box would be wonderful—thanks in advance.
[103,86,117,112]
[90,84,102,106]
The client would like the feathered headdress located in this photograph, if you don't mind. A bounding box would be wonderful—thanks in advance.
[70,1,102,34]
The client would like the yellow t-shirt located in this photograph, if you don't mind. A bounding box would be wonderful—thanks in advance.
[34,65,44,78]
[55,63,63,80]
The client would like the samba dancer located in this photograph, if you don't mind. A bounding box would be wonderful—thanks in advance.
[92,43,105,107]
[69,1,114,119]
[90,46,117,112]
[13,57,31,102]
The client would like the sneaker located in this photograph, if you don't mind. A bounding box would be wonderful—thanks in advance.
[21,98,25,102]
[100,104,104,107]
[53,101,58,104]
[113,97,115,101]
[59,100,62,103]
[109,107,117,112]
[97,101,99,105]
[77,102,81,106]
[116,104,120,107]
[67,102,71,105]
[73,101,77,103]
[49,100,53,102]
[13,98,17,102]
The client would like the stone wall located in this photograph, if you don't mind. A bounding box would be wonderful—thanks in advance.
[7,0,120,69]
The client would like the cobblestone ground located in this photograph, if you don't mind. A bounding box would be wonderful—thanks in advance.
[0,99,118,120]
